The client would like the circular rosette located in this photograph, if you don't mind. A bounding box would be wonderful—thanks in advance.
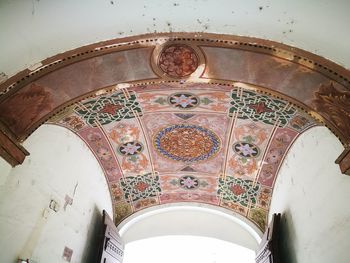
[158,44,198,78]
[151,42,205,79]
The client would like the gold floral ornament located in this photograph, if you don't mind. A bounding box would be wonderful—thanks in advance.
[158,44,199,78]
[312,82,350,142]
[154,124,221,162]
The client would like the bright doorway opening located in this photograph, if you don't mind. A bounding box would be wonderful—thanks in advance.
[123,235,256,263]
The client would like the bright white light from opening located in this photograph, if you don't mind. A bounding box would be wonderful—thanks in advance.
[123,235,255,263]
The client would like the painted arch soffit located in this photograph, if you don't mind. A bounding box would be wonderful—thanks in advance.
[48,81,318,231]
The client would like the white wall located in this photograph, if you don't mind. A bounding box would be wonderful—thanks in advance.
[269,126,350,263]
[0,125,113,263]
[1,0,350,78]
[119,204,261,251]
[0,157,12,184]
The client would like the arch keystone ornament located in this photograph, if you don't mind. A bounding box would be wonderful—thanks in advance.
[151,41,205,79]
[158,44,199,78]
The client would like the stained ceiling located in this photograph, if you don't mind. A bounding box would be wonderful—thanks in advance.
[0,33,349,231]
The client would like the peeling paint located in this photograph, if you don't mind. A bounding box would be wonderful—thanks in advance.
[64,195,73,211]
[0,72,8,84]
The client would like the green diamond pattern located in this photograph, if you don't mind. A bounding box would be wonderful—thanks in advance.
[218,177,260,207]
[121,173,161,202]
[75,91,142,127]
[229,88,296,127]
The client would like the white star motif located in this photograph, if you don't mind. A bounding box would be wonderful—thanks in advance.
[121,143,141,155]
[237,144,256,156]
[172,95,196,108]
[181,177,198,188]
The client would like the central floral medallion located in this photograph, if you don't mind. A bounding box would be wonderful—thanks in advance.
[154,124,221,162]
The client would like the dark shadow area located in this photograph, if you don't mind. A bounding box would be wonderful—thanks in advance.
[279,208,297,263]
[81,205,104,263]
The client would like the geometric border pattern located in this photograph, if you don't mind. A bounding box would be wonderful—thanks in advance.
[75,91,142,127]
[229,88,297,127]
[218,177,261,207]
[120,173,161,202]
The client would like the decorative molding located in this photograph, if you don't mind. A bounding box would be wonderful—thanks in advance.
[2,33,350,97]
[312,82,350,174]
[312,82,350,143]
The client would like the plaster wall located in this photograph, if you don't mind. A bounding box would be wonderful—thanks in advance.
[269,126,350,263]
[1,0,350,78]
[0,125,113,263]
[0,157,11,184]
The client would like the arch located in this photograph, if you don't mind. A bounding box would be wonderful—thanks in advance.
[0,33,349,233]
[118,203,261,250]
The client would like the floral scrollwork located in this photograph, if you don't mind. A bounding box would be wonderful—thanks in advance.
[312,82,350,142]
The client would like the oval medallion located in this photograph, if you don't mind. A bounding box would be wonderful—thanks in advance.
[154,124,221,162]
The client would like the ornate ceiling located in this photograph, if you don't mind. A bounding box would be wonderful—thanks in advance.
[0,33,349,230]
[49,82,317,230]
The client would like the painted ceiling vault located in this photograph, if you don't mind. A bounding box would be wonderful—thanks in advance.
[49,82,317,230]
[1,33,350,231]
